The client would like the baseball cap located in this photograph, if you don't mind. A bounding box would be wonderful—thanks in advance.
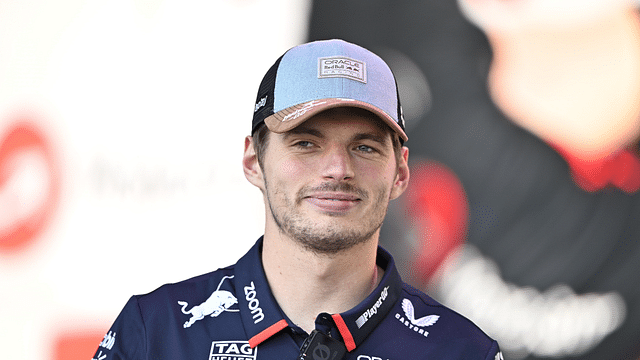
[251,39,408,142]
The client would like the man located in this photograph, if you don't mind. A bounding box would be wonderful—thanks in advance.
[92,39,502,360]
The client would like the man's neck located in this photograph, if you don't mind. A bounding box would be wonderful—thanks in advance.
[261,231,383,334]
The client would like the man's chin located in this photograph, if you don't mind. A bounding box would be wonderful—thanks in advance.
[286,225,380,255]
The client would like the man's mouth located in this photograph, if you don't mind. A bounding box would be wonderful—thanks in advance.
[304,192,362,212]
[312,192,360,201]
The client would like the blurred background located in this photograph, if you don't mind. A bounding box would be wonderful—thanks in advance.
[2,1,639,359]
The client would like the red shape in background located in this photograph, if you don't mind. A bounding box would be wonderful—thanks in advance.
[0,120,60,254]
[403,160,469,282]
[53,331,105,360]
[550,143,640,193]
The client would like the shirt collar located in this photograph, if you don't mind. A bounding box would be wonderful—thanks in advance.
[234,237,403,352]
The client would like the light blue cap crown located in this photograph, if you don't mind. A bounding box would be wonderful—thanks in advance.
[253,39,407,142]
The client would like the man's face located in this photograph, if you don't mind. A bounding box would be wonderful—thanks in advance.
[250,108,409,254]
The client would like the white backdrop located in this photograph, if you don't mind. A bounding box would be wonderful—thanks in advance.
[0,1,311,359]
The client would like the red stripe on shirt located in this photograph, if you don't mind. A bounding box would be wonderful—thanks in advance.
[248,319,288,348]
[332,314,356,352]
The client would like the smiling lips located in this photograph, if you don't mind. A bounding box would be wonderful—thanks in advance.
[304,192,362,212]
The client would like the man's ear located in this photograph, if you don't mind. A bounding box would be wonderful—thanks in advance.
[243,136,265,191]
[390,146,410,200]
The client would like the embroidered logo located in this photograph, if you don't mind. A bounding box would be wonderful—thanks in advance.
[356,286,389,328]
[99,331,116,350]
[254,96,267,113]
[209,341,257,360]
[395,298,439,337]
[178,275,239,328]
[282,100,328,122]
[318,56,366,83]
[92,351,107,360]
[244,281,264,324]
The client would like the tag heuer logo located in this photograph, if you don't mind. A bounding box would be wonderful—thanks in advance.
[318,56,366,83]
[209,341,257,360]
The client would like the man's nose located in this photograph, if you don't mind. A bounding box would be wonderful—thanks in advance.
[321,146,355,181]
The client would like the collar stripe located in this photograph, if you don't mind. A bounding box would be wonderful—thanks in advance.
[248,319,289,348]
[332,314,356,352]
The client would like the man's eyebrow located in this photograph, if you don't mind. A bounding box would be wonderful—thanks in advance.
[352,132,390,145]
[283,126,390,145]
[283,127,325,139]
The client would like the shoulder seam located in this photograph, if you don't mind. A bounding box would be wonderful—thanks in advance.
[132,295,148,359]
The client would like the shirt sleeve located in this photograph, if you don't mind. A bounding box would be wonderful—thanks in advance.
[92,296,147,360]
[484,340,503,360]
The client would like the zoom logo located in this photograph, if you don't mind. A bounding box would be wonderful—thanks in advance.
[244,282,264,324]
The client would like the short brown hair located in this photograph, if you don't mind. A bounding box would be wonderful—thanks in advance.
[252,123,271,172]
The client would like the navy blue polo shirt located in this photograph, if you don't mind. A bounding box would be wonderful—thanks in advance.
[93,238,502,360]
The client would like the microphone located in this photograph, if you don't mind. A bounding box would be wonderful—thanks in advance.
[297,330,347,360]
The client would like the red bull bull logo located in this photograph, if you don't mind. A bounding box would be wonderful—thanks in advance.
[178,275,239,328]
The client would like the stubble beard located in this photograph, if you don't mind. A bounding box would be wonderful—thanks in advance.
[265,180,389,255]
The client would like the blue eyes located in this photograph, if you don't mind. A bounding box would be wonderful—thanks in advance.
[294,141,314,148]
[356,145,374,153]
[294,141,376,153]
